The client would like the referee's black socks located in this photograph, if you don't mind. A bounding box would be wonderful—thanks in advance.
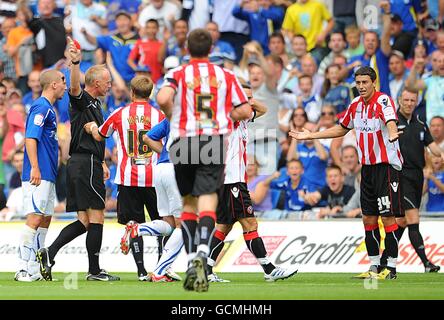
[408,223,429,265]
[48,220,87,263]
[87,223,103,275]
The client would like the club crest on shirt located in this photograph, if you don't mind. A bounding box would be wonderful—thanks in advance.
[34,113,44,126]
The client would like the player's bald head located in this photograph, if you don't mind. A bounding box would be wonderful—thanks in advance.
[40,69,64,90]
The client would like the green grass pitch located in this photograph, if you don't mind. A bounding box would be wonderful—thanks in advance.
[1,273,444,300]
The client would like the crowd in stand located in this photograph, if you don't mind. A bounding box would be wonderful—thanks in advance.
[0,0,443,221]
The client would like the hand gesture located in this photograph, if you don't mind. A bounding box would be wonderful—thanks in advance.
[84,121,97,134]
[389,130,403,143]
[380,1,391,14]
[66,36,81,63]
[289,127,312,140]
[30,166,41,186]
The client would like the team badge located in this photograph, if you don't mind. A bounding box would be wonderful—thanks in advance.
[34,114,44,126]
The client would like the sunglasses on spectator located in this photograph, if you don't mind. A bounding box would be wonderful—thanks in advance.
[321,111,335,116]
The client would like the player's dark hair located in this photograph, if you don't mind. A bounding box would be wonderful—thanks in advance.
[326,164,342,174]
[269,31,285,44]
[354,66,377,82]
[146,19,159,27]
[187,29,212,58]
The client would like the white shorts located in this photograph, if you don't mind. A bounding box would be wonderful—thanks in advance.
[23,180,56,216]
[154,162,182,218]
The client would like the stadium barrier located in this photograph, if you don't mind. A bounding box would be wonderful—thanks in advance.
[1,220,443,273]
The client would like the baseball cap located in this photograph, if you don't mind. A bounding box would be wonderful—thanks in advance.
[424,18,439,31]
[164,56,180,70]
[389,50,405,60]
[135,65,151,73]
[115,10,131,20]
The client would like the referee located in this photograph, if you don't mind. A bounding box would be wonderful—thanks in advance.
[37,37,120,281]
[381,88,443,272]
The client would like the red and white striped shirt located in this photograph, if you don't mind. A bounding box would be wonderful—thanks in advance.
[225,119,249,184]
[339,92,403,170]
[99,101,165,187]
[163,59,248,139]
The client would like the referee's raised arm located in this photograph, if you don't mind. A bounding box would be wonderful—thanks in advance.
[66,36,82,97]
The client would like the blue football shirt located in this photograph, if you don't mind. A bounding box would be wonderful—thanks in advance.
[22,97,59,183]
[147,119,170,164]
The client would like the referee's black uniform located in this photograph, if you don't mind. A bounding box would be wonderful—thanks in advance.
[398,111,434,210]
[66,89,106,212]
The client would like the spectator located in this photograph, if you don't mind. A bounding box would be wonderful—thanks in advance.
[165,19,188,62]
[83,10,138,83]
[341,179,362,218]
[0,185,23,221]
[318,31,347,76]
[234,40,263,81]
[0,17,17,80]
[181,0,212,31]
[268,32,290,67]
[284,74,321,123]
[128,19,164,83]
[8,150,23,191]
[103,82,128,118]
[105,0,142,32]
[424,155,444,212]
[206,21,236,68]
[344,25,364,60]
[270,159,314,211]
[27,0,66,68]
[389,0,423,35]
[283,107,307,136]
[0,101,7,210]
[421,18,439,55]
[2,101,25,186]
[389,14,415,59]
[318,105,338,150]
[68,0,107,63]
[213,0,250,64]
[429,116,444,150]
[339,145,361,189]
[321,64,352,115]
[303,165,355,218]
[21,70,41,114]
[330,0,358,33]
[281,0,334,63]
[4,5,34,94]
[266,53,290,98]
[406,51,444,124]
[287,34,308,72]
[287,122,329,190]
[346,2,392,95]
[389,50,409,108]
[285,54,324,97]
[246,156,274,212]
[138,0,181,38]
[232,0,284,55]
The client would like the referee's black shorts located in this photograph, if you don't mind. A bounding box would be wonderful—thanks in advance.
[360,163,404,217]
[117,185,160,225]
[66,153,106,212]
[402,168,424,210]
[217,182,255,225]
[169,135,226,197]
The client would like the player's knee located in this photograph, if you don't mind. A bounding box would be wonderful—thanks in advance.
[381,216,396,226]
[26,213,44,229]
[239,218,258,232]
[217,224,232,234]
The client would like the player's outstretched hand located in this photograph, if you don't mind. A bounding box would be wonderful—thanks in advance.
[389,130,403,143]
[66,36,82,63]
[84,121,97,134]
[289,128,312,140]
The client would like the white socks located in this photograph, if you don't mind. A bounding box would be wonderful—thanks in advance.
[153,228,183,276]
[18,225,37,272]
